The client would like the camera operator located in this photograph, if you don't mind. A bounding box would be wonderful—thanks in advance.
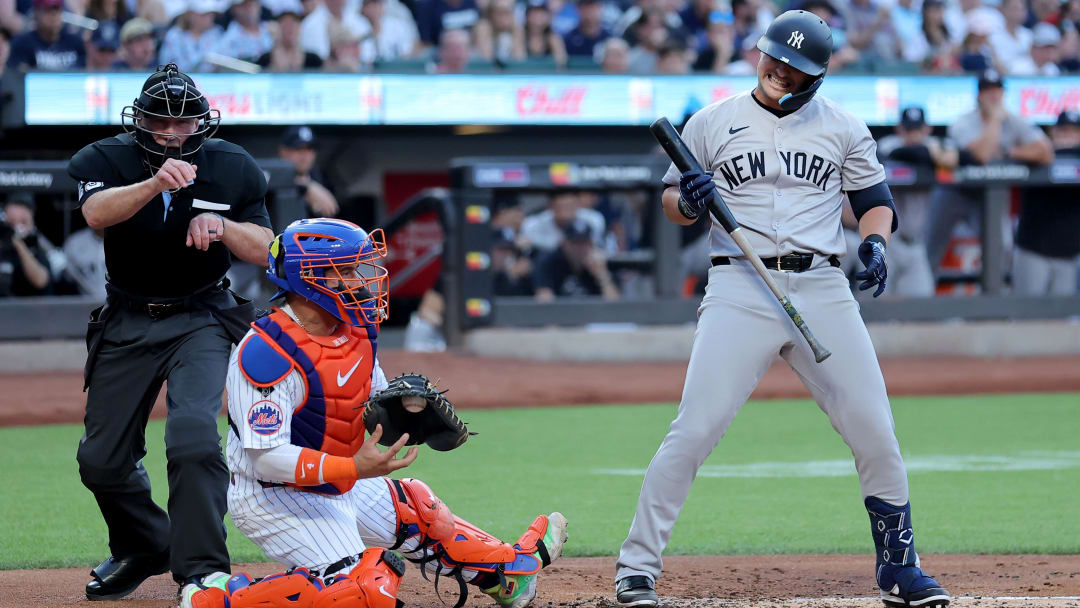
[0,193,52,297]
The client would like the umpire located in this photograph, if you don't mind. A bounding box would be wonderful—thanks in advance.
[67,63,274,602]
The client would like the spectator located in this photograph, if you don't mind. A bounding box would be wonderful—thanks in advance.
[991,0,1033,71]
[413,0,479,49]
[214,0,273,63]
[533,219,619,301]
[916,0,959,72]
[257,1,322,69]
[362,0,419,61]
[890,0,922,58]
[1012,22,1062,74]
[655,35,688,72]
[85,17,120,69]
[524,0,567,67]
[322,19,368,70]
[433,25,469,71]
[158,0,224,72]
[1013,110,1080,296]
[799,0,858,72]
[1,0,26,36]
[300,0,374,60]
[492,232,535,296]
[875,106,958,297]
[926,70,1054,278]
[62,226,106,299]
[678,0,714,51]
[944,0,1004,45]
[520,190,605,253]
[563,0,608,57]
[113,17,157,69]
[626,8,667,73]
[279,125,339,217]
[721,26,758,73]
[730,0,768,57]
[691,9,734,72]
[0,29,9,75]
[843,0,901,62]
[132,0,167,25]
[548,0,578,35]
[85,0,132,31]
[6,0,85,70]
[599,34,628,71]
[0,194,51,297]
[473,0,524,62]
[958,12,1001,72]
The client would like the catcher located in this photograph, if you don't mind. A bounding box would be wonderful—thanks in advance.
[188,218,568,608]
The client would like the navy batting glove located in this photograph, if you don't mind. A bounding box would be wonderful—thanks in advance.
[677,170,716,219]
[854,234,888,297]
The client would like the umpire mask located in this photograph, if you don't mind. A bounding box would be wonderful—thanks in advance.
[121,63,220,177]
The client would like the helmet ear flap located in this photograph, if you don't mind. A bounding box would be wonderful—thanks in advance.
[270,235,287,280]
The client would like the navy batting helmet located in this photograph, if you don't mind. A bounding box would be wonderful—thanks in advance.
[757,10,832,110]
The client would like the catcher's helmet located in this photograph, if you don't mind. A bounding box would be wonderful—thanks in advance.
[267,218,389,327]
[121,63,220,173]
[757,10,832,110]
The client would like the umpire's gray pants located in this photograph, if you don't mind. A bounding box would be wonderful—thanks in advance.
[77,291,233,582]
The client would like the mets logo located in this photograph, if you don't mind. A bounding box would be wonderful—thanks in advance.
[248,400,283,435]
[787,30,804,49]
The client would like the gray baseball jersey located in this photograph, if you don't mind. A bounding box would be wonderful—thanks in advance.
[618,91,918,588]
[662,90,886,258]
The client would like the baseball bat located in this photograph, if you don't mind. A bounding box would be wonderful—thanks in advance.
[650,117,831,363]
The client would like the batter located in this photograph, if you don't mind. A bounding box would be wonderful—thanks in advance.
[614,11,950,608]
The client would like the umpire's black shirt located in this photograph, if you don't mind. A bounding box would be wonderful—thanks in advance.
[68,134,272,297]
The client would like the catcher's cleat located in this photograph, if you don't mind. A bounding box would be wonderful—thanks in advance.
[481,512,569,608]
[85,549,170,601]
[615,575,658,608]
[178,571,231,608]
[879,568,950,608]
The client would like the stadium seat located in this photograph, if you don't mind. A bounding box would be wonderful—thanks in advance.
[502,56,561,73]
[566,55,602,72]
[373,59,429,74]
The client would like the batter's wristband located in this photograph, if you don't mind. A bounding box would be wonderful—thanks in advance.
[863,233,887,250]
[676,196,701,220]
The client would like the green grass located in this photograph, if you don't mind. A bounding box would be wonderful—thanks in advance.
[1,393,1077,569]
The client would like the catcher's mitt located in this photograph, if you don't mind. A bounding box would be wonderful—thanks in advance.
[361,373,473,451]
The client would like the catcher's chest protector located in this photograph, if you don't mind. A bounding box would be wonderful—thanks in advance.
[246,310,376,492]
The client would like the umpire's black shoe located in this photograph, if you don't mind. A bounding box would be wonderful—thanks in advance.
[86,549,170,601]
[616,575,658,607]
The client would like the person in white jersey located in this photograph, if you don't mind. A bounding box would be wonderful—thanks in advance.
[187,218,568,608]
[613,10,950,608]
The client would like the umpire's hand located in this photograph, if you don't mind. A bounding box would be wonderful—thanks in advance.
[187,212,226,251]
[152,157,197,193]
[353,424,418,479]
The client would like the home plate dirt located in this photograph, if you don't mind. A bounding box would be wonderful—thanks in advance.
[2,554,1077,608]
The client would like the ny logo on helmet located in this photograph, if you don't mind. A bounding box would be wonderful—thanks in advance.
[787,30,804,49]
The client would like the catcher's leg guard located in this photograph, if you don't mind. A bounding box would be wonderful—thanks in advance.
[313,548,406,608]
[479,512,569,608]
[866,497,950,608]
[223,568,325,608]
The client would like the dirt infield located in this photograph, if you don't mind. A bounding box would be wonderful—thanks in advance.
[1,554,1078,608]
[3,352,1079,607]
[1,353,1079,427]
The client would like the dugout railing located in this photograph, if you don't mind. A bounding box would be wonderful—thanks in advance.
[445,155,1080,342]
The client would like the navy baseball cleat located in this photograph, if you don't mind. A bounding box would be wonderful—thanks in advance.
[866,496,950,608]
[615,576,658,607]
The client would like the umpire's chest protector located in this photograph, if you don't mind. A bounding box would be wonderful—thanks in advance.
[242,310,377,463]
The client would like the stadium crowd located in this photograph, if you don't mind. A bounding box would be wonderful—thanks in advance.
[2,0,1079,74]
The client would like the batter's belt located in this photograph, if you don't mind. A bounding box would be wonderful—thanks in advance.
[711,253,840,272]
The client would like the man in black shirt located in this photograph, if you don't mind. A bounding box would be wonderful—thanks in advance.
[1014,110,1080,295]
[533,219,618,301]
[67,63,274,605]
[6,0,85,70]
[0,193,52,297]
